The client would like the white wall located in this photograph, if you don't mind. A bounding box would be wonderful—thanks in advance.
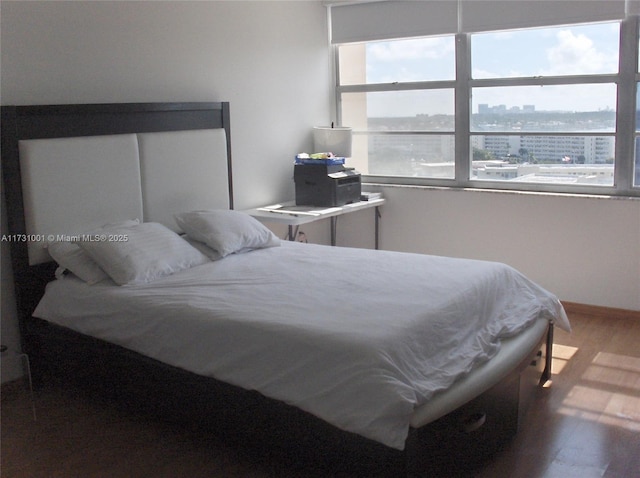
[0,0,332,382]
[0,0,332,209]
[338,185,640,312]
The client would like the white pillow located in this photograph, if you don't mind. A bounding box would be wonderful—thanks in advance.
[46,220,139,284]
[175,210,280,258]
[77,222,210,285]
[47,241,108,284]
[182,235,223,261]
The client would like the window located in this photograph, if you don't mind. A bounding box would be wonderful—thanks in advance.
[335,17,639,197]
[338,37,456,179]
[472,23,619,78]
[471,23,618,187]
[471,83,617,186]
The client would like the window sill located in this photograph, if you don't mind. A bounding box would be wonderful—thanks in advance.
[364,182,640,202]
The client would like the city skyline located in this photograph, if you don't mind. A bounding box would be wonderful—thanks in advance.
[368,106,617,133]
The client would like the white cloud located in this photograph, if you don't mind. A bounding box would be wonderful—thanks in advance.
[545,30,616,75]
[369,37,453,62]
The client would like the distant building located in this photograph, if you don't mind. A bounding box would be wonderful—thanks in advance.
[473,135,614,164]
[365,110,617,179]
[474,162,614,184]
[477,104,535,114]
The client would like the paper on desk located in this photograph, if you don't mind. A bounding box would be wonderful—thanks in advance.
[257,204,342,216]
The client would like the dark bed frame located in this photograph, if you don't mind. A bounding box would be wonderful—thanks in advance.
[1,102,551,477]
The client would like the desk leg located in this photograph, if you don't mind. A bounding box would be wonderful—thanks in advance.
[375,206,381,250]
[287,225,299,241]
[330,217,337,246]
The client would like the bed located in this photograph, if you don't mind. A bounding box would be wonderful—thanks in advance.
[1,102,570,476]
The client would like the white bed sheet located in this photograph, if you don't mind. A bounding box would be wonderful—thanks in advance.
[33,241,569,450]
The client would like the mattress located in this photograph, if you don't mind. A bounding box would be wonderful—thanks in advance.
[33,241,570,449]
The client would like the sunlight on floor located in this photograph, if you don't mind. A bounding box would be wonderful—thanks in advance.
[550,343,579,375]
[556,351,640,431]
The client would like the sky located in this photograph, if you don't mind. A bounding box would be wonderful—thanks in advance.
[362,21,621,117]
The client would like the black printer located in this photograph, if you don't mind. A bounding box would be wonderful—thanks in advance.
[294,163,361,207]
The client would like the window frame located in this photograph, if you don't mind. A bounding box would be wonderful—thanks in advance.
[334,16,640,198]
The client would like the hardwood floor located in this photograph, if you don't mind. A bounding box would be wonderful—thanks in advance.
[2,307,639,478]
[476,304,640,478]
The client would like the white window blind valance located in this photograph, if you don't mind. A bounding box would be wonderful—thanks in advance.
[330,1,458,44]
[330,0,627,44]
[461,0,626,33]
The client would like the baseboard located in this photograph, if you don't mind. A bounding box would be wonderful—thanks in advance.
[562,301,640,321]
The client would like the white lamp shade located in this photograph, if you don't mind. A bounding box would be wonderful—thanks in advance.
[313,126,352,158]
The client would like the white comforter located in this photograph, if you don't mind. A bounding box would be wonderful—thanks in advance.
[34,242,569,449]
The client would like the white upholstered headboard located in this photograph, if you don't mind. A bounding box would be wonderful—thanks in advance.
[138,129,230,231]
[18,128,229,264]
[3,102,232,267]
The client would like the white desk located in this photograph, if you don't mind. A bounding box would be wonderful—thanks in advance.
[245,198,384,248]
